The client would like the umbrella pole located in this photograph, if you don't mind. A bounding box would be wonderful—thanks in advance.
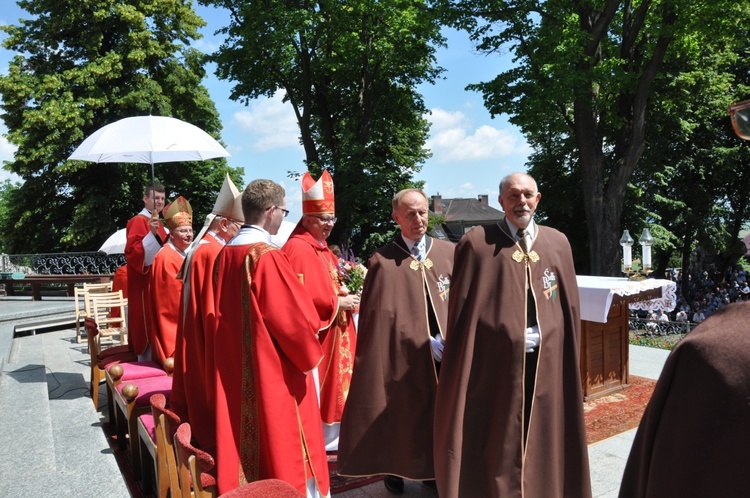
[150,161,157,216]
[151,161,156,207]
[149,160,164,245]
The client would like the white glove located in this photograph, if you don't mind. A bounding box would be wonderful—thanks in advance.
[430,335,445,362]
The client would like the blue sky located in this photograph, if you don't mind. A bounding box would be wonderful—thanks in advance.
[1,2,531,221]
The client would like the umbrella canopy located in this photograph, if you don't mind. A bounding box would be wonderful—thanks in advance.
[99,228,127,254]
[270,220,296,247]
[69,115,230,165]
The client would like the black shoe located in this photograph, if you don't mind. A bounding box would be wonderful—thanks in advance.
[423,479,437,488]
[384,475,404,494]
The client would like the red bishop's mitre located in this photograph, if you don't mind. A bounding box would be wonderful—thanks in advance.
[302,169,335,215]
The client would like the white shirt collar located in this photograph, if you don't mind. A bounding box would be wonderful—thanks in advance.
[229,225,271,246]
[505,219,536,240]
[401,234,425,251]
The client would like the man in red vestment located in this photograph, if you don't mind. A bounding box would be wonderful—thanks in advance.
[283,170,359,452]
[213,179,330,497]
[170,174,243,452]
[125,182,167,358]
[147,196,193,367]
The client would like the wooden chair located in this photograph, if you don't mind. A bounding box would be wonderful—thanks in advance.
[115,376,173,481]
[140,393,182,498]
[137,393,182,497]
[173,422,305,498]
[82,290,125,352]
[105,356,171,431]
[89,292,129,348]
[74,281,113,343]
[173,422,218,498]
[86,314,137,410]
[137,411,158,494]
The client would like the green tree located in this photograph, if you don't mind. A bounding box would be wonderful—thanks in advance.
[635,31,750,291]
[202,0,444,252]
[0,0,242,254]
[441,0,748,275]
[0,179,21,254]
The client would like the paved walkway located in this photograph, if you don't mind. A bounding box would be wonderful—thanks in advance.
[0,295,670,497]
[0,296,128,497]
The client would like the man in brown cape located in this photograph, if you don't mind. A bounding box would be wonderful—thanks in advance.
[434,172,591,498]
[338,189,454,494]
[618,301,750,497]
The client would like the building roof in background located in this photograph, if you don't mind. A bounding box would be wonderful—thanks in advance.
[430,195,503,222]
[429,194,504,242]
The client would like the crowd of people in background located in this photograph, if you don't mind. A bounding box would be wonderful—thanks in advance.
[633,265,750,331]
[641,266,750,327]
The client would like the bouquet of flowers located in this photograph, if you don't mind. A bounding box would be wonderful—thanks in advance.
[339,250,367,295]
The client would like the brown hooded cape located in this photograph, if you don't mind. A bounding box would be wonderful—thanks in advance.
[618,301,750,497]
[434,220,591,498]
[337,235,454,479]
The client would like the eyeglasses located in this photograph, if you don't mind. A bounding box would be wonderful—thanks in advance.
[226,218,243,228]
[272,206,290,217]
[311,215,337,225]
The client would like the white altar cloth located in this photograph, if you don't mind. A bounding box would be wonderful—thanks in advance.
[576,275,677,323]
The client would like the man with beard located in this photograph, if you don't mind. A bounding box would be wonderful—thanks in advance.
[434,172,591,498]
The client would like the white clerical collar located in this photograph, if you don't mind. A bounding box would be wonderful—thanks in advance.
[139,207,154,217]
[167,240,187,257]
[401,234,425,252]
[206,230,227,246]
[229,225,271,246]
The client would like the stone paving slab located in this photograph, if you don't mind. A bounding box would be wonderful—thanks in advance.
[0,329,129,497]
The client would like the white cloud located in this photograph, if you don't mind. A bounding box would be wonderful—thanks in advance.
[0,133,15,162]
[280,181,303,222]
[427,108,468,132]
[425,107,531,163]
[0,131,21,183]
[232,93,301,152]
[192,38,220,55]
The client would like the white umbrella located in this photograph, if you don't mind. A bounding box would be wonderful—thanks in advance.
[68,115,231,186]
[270,220,296,247]
[99,228,126,254]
